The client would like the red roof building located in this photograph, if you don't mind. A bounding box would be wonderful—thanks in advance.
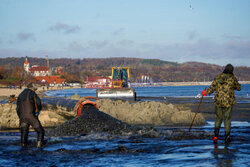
[86,76,111,89]
[35,76,66,86]
[29,66,50,76]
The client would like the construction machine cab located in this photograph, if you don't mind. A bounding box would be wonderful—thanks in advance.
[111,67,131,88]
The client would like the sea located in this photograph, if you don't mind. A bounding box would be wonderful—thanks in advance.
[45,84,250,103]
[0,85,249,167]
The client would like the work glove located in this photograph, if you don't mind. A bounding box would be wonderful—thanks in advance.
[35,110,40,116]
[202,90,207,96]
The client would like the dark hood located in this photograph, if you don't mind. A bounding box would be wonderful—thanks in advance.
[223,64,234,74]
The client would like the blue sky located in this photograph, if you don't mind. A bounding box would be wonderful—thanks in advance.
[0,0,250,66]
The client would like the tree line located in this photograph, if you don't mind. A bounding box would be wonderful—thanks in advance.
[0,57,250,85]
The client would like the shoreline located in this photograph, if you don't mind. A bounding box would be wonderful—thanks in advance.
[133,81,250,86]
[0,86,81,99]
[0,91,249,132]
[1,85,249,123]
[1,81,249,98]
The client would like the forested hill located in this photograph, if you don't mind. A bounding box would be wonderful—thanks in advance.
[0,57,250,82]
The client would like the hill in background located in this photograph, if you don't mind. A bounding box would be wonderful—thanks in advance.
[0,57,250,83]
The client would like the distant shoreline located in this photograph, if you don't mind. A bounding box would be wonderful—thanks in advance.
[0,81,249,99]
[133,81,250,87]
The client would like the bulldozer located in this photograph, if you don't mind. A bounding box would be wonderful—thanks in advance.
[96,67,136,100]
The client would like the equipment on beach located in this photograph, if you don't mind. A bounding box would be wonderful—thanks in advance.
[96,67,136,100]
[188,87,206,132]
[74,96,100,116]
[8,95,17,103]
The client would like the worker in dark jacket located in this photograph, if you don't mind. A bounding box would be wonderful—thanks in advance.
[203,64,241,144]
[16,83,44,147]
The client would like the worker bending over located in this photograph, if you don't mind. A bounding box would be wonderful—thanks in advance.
[16,83,44,147]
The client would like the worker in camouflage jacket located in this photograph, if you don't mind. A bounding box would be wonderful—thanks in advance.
[203,64,241,144]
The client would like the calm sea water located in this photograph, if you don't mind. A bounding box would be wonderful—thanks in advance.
[1,85,249,166]
[45,84,250,103]
[45,84,250,98]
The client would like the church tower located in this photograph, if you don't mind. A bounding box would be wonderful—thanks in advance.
[24,56,30,72]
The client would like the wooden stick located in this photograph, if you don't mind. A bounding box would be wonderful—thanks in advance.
[188,88,206,132]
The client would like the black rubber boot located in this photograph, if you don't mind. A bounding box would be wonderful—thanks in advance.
[35,127,45,144]
[35,127,44,148]
[214,128,220,137]
[20,122,29,147]
[225,132,231,144]
[21,132,28,147]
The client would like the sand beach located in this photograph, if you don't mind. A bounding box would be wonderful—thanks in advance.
[0,86,80,99]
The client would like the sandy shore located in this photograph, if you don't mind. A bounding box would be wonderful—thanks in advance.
[181,100,250,122]
[1,87,249,123]
[0,88,24,98]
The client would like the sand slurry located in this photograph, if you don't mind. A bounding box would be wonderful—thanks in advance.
[97,99,205,126]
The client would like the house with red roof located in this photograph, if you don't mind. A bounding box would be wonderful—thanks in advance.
[23,56,67,86]
[29,65,50,76]
[86,76,111,88]
[23,56,51,76]
[35,76,66,87]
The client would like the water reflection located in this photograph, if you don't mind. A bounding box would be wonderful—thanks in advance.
[212,144,236,167]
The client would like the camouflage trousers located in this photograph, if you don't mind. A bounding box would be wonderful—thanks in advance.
[214,105,232,138]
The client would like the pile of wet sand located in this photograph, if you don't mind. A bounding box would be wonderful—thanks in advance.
[47,104,212,139]
[97,99,205,126]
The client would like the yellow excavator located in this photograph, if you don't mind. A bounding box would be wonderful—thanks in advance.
[96,67,136,100]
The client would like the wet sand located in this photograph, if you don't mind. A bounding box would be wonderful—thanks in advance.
[185,102,250,122]
[136,96,250,122]
[1,87,249,123]
[0,88,24,98]
[155,97,250,122]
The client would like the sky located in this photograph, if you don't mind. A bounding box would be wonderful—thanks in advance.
[0,0,250,66]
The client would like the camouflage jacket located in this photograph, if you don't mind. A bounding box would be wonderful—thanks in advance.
[207,73,241,107]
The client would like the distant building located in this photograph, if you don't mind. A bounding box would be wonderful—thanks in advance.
[29,66,50,76]
[68,82,81,87]
[57,66,63,75]
[23,56,66,86]
[51,66,63,75]
[24,56,51,76]
[35,76,66,87]
[86,76,111,88]
[24,56,30,72]
[23,56,63,77]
